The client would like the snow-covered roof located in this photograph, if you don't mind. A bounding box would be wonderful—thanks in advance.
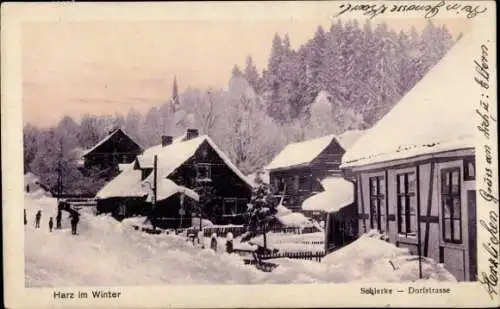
[342,35,476,168]
[265,134,337,170]
[265,130,364,171]
[302,177,354,212]
[141,135,253,188]
[337,130,365,151]
[82,128,142,157]
[146,178,199,202]
[98,133,252,199]
[118,163,132,172]
[96,165,146,199]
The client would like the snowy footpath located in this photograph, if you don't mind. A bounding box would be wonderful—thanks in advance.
[25,191,456,286]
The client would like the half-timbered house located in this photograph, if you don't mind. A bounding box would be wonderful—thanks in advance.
[341,36,477,281]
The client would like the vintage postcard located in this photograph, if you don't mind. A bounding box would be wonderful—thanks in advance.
[2,1,498,308]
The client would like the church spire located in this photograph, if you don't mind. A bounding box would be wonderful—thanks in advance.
[171,76,180,107]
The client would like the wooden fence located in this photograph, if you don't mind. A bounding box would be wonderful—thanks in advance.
[62,198,97,211]
[258,250,326,263]
[203,226,246,238]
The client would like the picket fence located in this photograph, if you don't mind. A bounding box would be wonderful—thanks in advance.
[258,250,326,263]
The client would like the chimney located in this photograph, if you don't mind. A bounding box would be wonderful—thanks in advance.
[161,135,173,147]
[186,128,199,140]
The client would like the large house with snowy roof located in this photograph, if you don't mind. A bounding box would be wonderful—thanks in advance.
[96,129,253,228]
[81,128,143,180]
[264,131,364,212]
[341,36,477,281]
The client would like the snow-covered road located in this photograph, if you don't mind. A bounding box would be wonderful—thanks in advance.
[25,191,456,286]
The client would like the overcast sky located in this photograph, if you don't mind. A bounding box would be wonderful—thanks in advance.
[21,3,469,128]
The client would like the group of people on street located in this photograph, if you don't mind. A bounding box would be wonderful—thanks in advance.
[29,204,80,235]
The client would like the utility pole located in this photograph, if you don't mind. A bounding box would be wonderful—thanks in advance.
[57,138,63,202]
[152,155,158,230]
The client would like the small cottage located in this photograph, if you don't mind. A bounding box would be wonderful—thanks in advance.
[96,129,253,228]
[341,36,477,281]
[81,128,143,180]
[265,131,363,211]
[302,177,358,252]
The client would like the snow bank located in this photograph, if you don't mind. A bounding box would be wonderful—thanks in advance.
[277,212,313,228]
[276,205,292,216]
[249,232,325,252]
[25,193,455,286]
[190,218,214,229]
[321,230,456,282]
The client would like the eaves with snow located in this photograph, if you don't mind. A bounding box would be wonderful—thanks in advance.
[342,34,477,169]
[265,130,365,171]
[302,177,354,213]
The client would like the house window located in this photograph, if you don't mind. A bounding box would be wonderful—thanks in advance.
[293,176,300,191]
[223,198,245,216]
[441,168,462,243]
[299,176,308,190]
[369,176,386,232]
[278,178,286,192]
[464,159,475,180]
[397,172,417,237]
[196,163,211,180]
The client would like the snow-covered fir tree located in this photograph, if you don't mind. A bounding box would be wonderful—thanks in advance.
[245,172,277,249]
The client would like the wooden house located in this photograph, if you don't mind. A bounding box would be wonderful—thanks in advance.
[81,128,143,180]
[96,129,253,228]
[265,131,363,211]
[341,37,478,281]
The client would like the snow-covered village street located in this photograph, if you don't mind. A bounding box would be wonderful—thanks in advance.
[25,190,455,286]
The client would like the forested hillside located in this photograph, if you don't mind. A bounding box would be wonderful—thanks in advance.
[23,20,459,194]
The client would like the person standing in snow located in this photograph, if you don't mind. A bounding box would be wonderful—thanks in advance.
[48,217,53,232]
[70,212,80,235]
[24,209,27,225]
[35,210,42,228]
[56,210,62,229]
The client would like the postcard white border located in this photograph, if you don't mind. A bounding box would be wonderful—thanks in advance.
[2,1,498,308]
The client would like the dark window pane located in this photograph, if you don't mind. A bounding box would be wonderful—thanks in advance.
[370,179,377,195]
[444,219,452,240]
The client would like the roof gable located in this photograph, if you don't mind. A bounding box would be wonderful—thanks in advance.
[142,135,253,188]
[342,35,476,168]
[265,135,337,170]
[265,130,364,171]
[82,128,143,157]
[97,133,253,199]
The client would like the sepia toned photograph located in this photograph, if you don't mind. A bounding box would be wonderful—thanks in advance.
[2,1,498,308]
